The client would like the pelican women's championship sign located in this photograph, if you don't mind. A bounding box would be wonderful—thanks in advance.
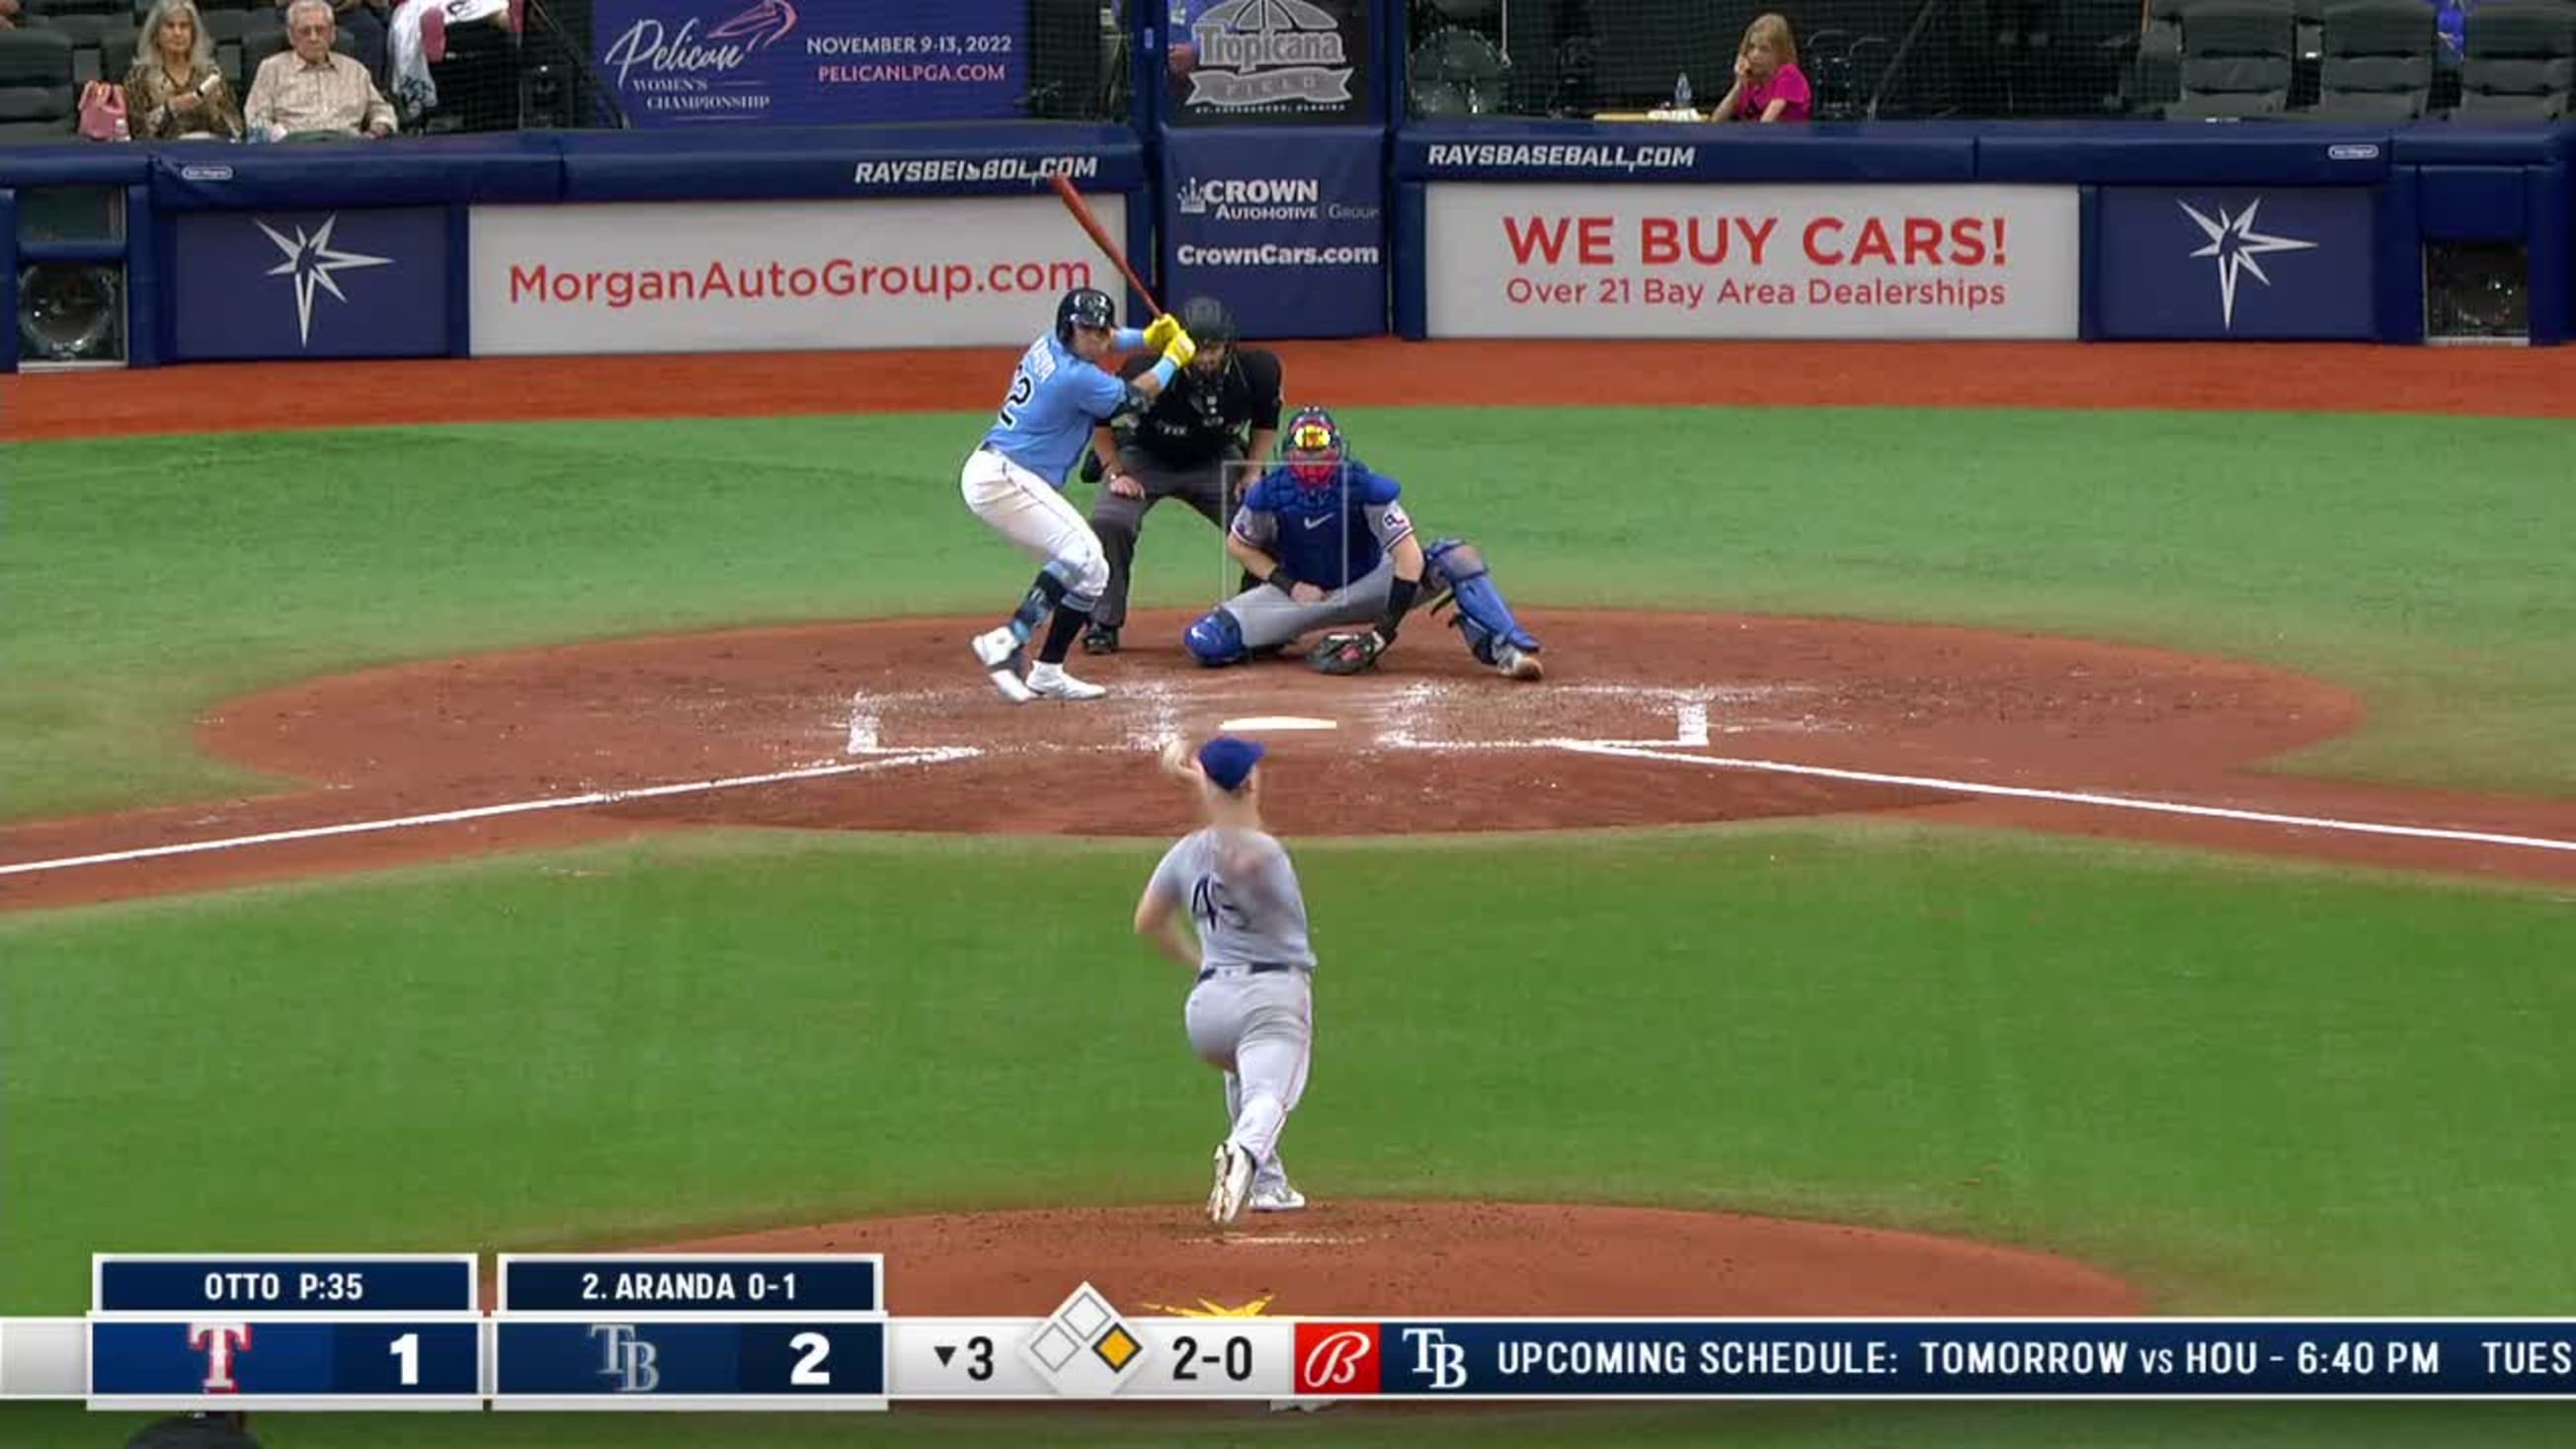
[595,0,1029,126]
[1167,0,1375,125]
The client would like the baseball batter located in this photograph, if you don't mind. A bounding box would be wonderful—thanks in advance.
[1182,407,1548,681]
[1075,295,1285,656]
[1136,735,1315,1223]
[963,287,1197,703]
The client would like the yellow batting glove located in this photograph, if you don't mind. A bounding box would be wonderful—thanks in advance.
[1143,313,1182,350]
[1161,329,1197,369]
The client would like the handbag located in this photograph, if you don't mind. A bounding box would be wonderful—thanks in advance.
[77,80,129,141]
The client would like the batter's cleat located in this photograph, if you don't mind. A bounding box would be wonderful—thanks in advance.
[1492,643,1544,682]
[1248,1181,1307,1212]
[1208,1142,1255,1227]
[1082,623,1120,655]
[970,627,1035,703]
[1025,662,1107,701]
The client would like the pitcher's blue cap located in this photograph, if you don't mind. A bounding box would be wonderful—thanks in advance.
[1196,736,1266,793]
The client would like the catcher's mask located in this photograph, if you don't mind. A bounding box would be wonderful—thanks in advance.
[1283,407,1345,489]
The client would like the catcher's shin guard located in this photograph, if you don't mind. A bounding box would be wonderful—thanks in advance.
[1422,537,1541,667]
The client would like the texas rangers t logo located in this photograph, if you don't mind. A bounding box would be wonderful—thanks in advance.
[189,1322,253,1392]
[1293,1322,1381,1394]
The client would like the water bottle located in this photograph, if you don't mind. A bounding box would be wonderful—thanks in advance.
[1673,73,1693,113]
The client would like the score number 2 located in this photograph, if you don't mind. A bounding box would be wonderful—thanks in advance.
[790,1331,832,1386]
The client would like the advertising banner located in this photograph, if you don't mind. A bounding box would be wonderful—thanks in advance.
[2096,187,2376,340]
[468,195,1129,356]
[1166,0,1374,126]
[594,0,1027,127]
[1421,184,2080,340]
[1162,126,1384,338]
[168,206,449,361]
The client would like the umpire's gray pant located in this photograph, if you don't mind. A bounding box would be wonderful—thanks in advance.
[1219,558,1398,653]
[1086,445,1236,631]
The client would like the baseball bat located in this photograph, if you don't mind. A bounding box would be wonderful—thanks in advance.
[1049,172,1164,318]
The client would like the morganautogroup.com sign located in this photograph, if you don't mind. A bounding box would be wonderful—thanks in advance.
[468,195,1124,355]
[1423,183,2080,340]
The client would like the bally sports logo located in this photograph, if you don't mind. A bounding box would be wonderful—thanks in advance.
[1294,1322,1382,1395]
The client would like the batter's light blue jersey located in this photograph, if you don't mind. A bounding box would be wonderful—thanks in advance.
[1148,827,1316,972]
[981,332,1130,487]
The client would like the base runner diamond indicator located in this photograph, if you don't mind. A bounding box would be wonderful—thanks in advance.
[1017,1283,1147,1397]
[1093,1325,1140,1372]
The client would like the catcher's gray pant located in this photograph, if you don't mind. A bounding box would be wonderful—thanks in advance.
[1219,557,1398,653]
[1184,966,1310,1192]
[1086,445,1235,632]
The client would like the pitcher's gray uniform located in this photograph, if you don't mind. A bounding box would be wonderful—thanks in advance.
[1146,824,1313,1214]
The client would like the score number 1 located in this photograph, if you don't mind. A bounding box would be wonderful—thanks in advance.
[390,1332,418,1387]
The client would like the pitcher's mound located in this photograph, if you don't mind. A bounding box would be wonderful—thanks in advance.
[642,1200,2145,1318]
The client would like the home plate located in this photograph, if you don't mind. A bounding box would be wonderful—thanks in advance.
[1219,716,1340,732]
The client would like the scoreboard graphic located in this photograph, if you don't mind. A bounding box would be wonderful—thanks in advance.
[8,1252,2576,1409]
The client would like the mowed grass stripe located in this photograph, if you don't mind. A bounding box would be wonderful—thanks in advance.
[2,406,2570,820]
[3,825,2566,1320]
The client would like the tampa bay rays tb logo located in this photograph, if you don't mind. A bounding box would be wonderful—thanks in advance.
[592,1324,661,1392]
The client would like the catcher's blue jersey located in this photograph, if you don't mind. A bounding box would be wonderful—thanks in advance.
[981,332,1128,487]
[1231,462,1413,592]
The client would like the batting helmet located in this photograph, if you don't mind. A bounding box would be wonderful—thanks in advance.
[1282,407,1346,489]
[1054,286,1117,346]
[1177,295,1239,348]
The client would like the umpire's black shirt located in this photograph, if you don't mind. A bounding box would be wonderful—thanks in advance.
[1115,348,1286,467]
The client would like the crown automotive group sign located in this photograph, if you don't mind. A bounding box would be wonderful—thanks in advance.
[1168,0,1374,124]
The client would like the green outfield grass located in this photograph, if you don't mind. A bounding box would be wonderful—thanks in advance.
[5,405,2573,1447]
[4,825,2572,1444]
[18,1400,2576,1449]
[5,826,2569,1318]
[3,406,2571,822]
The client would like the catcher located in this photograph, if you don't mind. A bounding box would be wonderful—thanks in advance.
[1181,407,1545,680]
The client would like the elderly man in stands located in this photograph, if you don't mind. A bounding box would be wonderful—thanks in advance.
[245,0,395,139]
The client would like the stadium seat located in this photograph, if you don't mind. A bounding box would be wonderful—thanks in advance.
[0,27,78,139]
[1024,0,1101,120]
[2310,0,2436,118]
[2104,0,2189,113]
[1410,25,1510,116]
[35,10,133,85]
[2453,0,2576,119]
[2166,0,2296,117]
[1581,0,1728,111]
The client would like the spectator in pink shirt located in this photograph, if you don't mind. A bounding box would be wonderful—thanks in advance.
[1717,13,1811,122]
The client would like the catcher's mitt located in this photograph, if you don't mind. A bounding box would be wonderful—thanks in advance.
[1309,629,1387,676]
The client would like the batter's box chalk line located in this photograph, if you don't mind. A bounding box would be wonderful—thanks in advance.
[844,682,1819,757]
[0,747,985,880]
[1558,742,2576,857]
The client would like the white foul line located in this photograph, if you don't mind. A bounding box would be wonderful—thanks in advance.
[1557,742,2576,855]
[0,747,983,880]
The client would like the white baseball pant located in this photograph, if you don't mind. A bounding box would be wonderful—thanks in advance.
[1185,967,1310,1195]
[959,447,1109,609]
